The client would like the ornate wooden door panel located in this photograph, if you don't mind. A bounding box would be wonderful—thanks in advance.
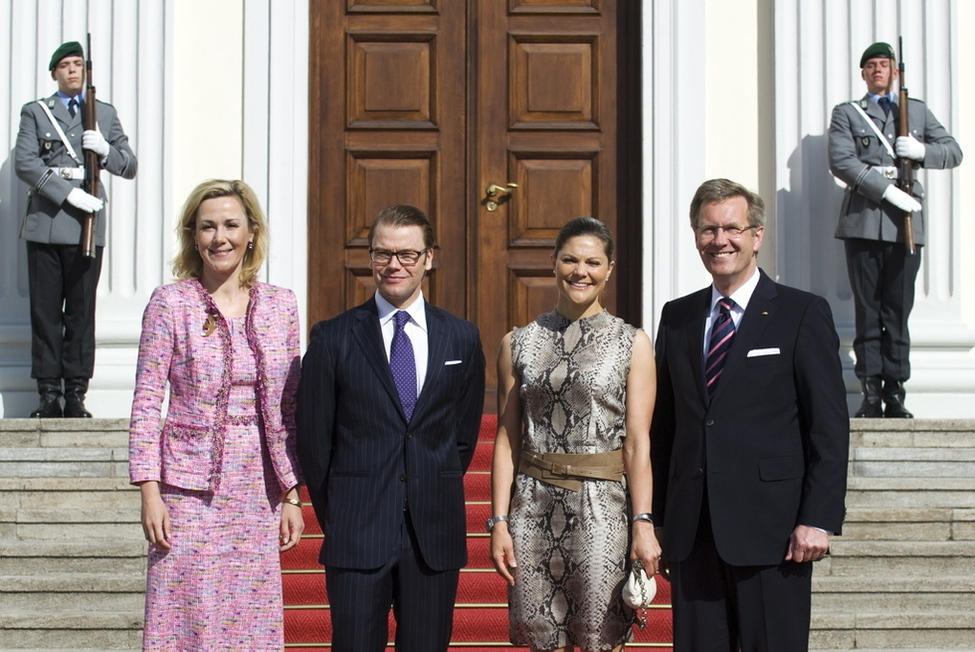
[473,0,621,394]
[308,0,468,322]
[308,0,637,402]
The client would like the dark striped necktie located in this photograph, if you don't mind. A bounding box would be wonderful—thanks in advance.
[705,297,736,399]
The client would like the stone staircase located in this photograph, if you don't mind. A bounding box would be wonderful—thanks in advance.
[1,418,973,650]
[810,420,975,650]
[0,419,143,650]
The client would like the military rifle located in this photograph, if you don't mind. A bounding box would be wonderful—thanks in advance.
[81,33,99,259]
[896,36,916,255]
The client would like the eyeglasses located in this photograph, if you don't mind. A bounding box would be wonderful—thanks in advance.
[369,248,428,266]
[695,224,759,241]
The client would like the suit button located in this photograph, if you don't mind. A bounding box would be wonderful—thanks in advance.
[399,474,407,482]
[694,468,704,478]
[706,419,714,426]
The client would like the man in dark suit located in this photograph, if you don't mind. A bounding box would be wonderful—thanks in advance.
[651,179,850,651]
[828,41,962,418]
[15,41,138,418]
[297,205,485,652]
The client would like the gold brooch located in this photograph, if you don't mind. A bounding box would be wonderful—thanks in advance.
[202,314,217,337]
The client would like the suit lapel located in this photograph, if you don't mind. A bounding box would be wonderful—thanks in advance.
[351,299,404,416]
[413,304,446,419]
[710,271,777,404]
[685,289,710,406]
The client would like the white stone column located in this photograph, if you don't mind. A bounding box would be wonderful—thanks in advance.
[773,0,975,417]
[0,0,309,418]
[642,0,713,340]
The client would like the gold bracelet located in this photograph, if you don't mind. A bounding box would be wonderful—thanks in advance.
[282,498,302,508]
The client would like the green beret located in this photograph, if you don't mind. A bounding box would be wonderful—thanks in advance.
[860,42,895,68]
[49,41,84,71]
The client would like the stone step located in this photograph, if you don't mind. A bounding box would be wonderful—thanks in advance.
[846,476,975,508]
[810,610,975,650]
[821,540,975,575]
[0,447,128,480]
[0,574,144,612]
[0,611,141,650]
[0,540,145,575]
[841,507,975,540]
[812,575,975,612]
[851,446,975,478]
[0,419,129,448]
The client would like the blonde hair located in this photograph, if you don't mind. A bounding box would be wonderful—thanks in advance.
[172,179,268,287]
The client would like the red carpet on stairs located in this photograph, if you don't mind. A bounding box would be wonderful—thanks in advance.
[283,415,674,649]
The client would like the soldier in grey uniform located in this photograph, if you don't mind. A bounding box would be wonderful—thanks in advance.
[14,41,137,418]
[828,42,962,418]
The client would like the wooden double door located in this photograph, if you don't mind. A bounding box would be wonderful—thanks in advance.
[308,0,641,402]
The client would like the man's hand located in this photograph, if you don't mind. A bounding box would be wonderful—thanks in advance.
[66,188,104,213]
[785,525,830,563]
[82,129,110,157]
[882,185,922,212]
[895,135,926,161]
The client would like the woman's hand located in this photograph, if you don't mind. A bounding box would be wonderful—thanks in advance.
[279,491,305,552]
[490,522,518,586]
[630,520,662,576]
[139,481,171,550]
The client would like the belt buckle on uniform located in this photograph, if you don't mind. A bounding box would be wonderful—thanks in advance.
[60,168,72,179]
[883,167,896,179]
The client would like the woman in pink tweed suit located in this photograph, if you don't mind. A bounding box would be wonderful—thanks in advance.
[129,179,303,649]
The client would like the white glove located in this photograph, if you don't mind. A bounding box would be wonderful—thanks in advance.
[882,185,922,213]
[66,188,105,213]
[895,135,925,161]
[82,129,110,158]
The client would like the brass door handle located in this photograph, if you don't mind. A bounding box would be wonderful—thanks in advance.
[485,182,518,211]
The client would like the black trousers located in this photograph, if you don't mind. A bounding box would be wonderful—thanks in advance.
[325,511,459,652]
[844,238,922,382]
[26,242,103,381]
[670,501,813,652]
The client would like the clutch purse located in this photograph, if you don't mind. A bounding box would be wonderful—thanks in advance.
[622,559,657,609]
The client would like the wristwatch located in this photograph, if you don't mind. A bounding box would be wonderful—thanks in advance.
[485,515,509,531]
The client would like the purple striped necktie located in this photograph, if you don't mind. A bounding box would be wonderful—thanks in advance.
[705,297,736,399]
[390,310,417,420]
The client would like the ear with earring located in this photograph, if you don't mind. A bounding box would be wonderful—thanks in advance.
[247,242,254,250]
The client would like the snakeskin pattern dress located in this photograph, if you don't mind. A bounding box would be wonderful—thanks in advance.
[508,310,637,649]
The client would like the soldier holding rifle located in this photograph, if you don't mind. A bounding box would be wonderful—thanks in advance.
[15,40,137,418]
[828,41,962,419]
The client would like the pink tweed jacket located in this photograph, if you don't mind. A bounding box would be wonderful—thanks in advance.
[128,279,302,493]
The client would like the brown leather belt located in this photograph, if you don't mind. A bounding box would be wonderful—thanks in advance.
[519,448,624,491]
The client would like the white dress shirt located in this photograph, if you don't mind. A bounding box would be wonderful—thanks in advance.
[375,292,429,395]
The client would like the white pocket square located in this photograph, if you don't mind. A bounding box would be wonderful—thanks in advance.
[444,359,463,366]
[747,347,780,358]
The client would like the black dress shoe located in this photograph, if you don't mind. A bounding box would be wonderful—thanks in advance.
[63,392,93,418]
[854,377,884,418]
[30,394,63,418]
[30,378,63,418]
[883,380,914,419]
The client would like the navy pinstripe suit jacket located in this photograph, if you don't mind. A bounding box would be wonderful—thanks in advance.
[296,297,485,571]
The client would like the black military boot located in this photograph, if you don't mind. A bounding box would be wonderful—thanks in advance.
[30,378,63,418]
[854,377,883,418]
[63,378,93,418]
[883,380,914,418]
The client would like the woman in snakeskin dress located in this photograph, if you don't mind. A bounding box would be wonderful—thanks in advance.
[489,217,661,651]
